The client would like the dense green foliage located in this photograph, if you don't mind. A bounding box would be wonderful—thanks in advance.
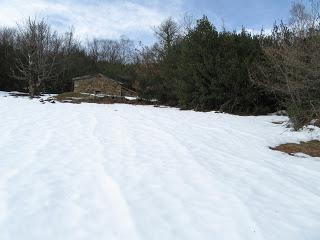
[0,31,21,91]
[137,17,279,114]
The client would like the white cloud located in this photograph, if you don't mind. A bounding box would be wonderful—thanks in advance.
[0,0,184,42]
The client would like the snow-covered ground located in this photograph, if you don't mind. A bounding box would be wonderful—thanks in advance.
[0,91,320,240]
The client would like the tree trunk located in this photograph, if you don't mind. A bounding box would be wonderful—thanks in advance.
[28,79,40,97]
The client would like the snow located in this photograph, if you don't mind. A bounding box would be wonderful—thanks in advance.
[125,96,138,101]
[81,92,136,99]
[0,91,320,240]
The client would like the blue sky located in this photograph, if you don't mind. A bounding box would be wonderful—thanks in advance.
[0,0,294,44]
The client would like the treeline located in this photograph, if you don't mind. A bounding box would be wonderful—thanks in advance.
[0,1,319,128]
[137,17,278,115]
[0,19,137,96]
[136,1,320,128]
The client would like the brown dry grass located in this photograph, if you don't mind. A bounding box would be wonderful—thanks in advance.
[271,140,320,157]
[54,92,153,106]
[9,92,32,97]
[54,92,85,102]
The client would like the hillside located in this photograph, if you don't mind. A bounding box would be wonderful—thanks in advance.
[0,91,320,240]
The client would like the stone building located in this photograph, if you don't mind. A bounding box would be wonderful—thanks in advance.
[73,73,137,97]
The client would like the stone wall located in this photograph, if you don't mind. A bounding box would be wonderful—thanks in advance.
[74,76,122,96]
[121,87,138,97]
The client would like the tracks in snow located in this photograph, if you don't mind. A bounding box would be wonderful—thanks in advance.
[0,95,320,240]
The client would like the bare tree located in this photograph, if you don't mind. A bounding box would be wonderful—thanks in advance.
[182,14,196,35]
[154,17,180,55]
[87,36,135,64]
[13,18,60,96]
[0,27,16,46]
[118,36,135,63]
[289,2,312,36]
[252,1,320,128]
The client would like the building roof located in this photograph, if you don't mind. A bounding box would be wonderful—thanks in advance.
[72,73,123,85]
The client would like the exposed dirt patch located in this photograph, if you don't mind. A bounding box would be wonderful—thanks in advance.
[271,140,320,157]
[54,92,154,106]
[272,121,286,125]
[9,92,31,97]
[54,92,84,102]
